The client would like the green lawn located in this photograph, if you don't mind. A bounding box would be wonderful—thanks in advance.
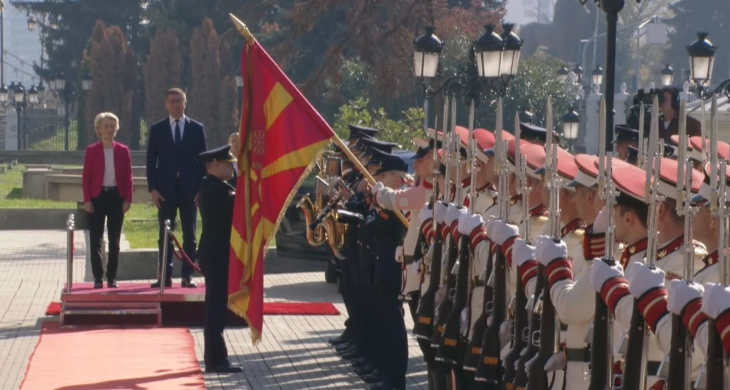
[0,164,275,249]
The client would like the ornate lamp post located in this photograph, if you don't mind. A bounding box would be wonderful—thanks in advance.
[51,71,92,150]
[413,23,522,106]
[660,64,674,87]
[591,66,604,94]
[561,107,580,150]
[686,32,730,100]
[0,82,39,150]
[557,65,570,83]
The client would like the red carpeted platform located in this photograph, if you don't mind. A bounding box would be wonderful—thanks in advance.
[20,321,205,390]
[55,282,339,327]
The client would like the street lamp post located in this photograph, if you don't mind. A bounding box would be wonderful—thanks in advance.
[413,23,522,107]
[660,64,674,87]
[50,72,92,151]
[685,32,730,100]
[561,107,580,150]
[0,82,39,150]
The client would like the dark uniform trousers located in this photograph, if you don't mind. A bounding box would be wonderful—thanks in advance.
[197,175,236,367]
[365,208,408,387]
[157,179,198,281]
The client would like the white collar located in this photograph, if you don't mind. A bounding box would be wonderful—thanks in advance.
[169,115,186,125]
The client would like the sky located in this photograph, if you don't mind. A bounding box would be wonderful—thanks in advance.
[2,4,43,88]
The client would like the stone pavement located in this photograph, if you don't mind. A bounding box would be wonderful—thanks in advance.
[0,230,428,390]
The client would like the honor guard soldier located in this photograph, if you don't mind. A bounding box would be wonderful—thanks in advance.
[519,122,560,146]
[196,144,242,373]
[366,153,410,390]
[534,153,608,390]
[590,158,705,388]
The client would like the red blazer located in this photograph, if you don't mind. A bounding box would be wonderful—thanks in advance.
[82,141,133,203]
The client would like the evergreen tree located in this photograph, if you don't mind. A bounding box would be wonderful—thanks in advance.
[188,18,222,145]
[143,29,183,126]
[84,21,136,146]
[666,0,730,85]
[218,41,239,144]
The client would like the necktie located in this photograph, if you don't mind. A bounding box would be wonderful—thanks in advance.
[174,120,181,145]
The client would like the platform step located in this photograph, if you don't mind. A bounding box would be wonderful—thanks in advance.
[61,301,162,327]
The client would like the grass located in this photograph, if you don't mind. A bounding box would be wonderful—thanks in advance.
[0,164,275,249]
[27,121,79,151]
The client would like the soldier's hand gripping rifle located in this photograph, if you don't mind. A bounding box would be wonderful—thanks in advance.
[526,97,559,390]
[666,98,695,390]
[413,96,451,341]
[589,97,619,390]
[501,114,531,389]
[621,94,664,390]
[433,98,462,349]
[437,99,478,367]
[703,95,727,390]
[474,103,511,386]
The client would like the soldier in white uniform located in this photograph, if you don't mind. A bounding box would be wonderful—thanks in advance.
[590,157,705,388]
[533,153,608,390]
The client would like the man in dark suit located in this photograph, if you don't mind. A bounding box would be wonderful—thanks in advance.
[146,88,208,288]
[197,144,242,373]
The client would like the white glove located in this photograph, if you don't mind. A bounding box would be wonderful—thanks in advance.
[444,204,462,225]
[702,283,730,319]
[459,213,484,235]
[499,318,512,349]
[667,280,704,315]
[544,351,567,372]
[419,204,433,225]
[372,181,385,196]
[434,202,448,223]
[626,262,665,298]
[512,239,536,268]
[488,220,520,246]
[590,258,624,293]
[592,205,608,234]
[535,235,568,266]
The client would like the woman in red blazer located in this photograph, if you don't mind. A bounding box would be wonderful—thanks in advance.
[82,112,133,289]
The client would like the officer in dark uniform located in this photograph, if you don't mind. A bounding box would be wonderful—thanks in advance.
[364,153,409,390]
[613,125,640,161]
[196,144,242,373]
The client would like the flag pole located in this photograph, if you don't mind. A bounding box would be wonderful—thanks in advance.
[229,13,409,229]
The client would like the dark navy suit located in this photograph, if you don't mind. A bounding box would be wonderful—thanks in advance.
[146,116,207,281]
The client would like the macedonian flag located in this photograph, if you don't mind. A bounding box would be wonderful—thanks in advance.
[228,18,335,344]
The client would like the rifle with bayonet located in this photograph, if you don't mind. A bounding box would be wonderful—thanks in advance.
[526,97,559,390]
[666,98,695,390]
[474,99,509,386]
[621,94,664,390]
[433,98,462,350]
[589,97,618,390]
[413,96,451,341]
[501,111,531,389]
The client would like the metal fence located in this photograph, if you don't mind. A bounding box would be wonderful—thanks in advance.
[23,108,68,151]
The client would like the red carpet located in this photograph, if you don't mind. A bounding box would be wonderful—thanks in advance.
[20,321,204,390]
[47,301,340,316]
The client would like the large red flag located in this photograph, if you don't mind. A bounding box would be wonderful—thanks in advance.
[228,36,335,344]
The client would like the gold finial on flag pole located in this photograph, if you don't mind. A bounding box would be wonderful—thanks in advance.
[229,13,256,42]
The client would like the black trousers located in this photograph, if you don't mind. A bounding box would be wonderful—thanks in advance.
[87,188,124,281]
[157,180,197,280]
[374,282,408,387]
[203,265,229,366]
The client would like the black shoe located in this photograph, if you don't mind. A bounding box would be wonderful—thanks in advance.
[181,278,197,288]
[205,363,243,373]
[336,342,355,353]
[107,279,118,288]
[329,335,350,346]
[370,380,405,390]
[341,350,362,360]
[355,363,377,376]
[362,370,384,384]
[151,280,172,288]
[351,357,369,367]
[93,279,103,289]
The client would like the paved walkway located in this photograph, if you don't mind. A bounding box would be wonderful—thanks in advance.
[0,230,428,390]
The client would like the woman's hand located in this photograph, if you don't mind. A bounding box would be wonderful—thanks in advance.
[122,202,131,213]
[84,202,94,214]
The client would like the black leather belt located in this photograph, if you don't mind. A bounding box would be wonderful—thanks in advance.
[102,186,117,192]
[560,322,568,331]
[647,361,661,376]
[403,255,417,265]
[473,277,485,287]
[565,347,590,362]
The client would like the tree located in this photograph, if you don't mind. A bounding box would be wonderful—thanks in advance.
[217,41,240,145]
[333,97,425,148]
[188,18,223,145]
[143,29,183,126]
[84,21,137,146]
[665,0,730,86]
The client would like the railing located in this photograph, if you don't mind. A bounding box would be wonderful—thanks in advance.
[159,219,171,294]
[65,213,75,293]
